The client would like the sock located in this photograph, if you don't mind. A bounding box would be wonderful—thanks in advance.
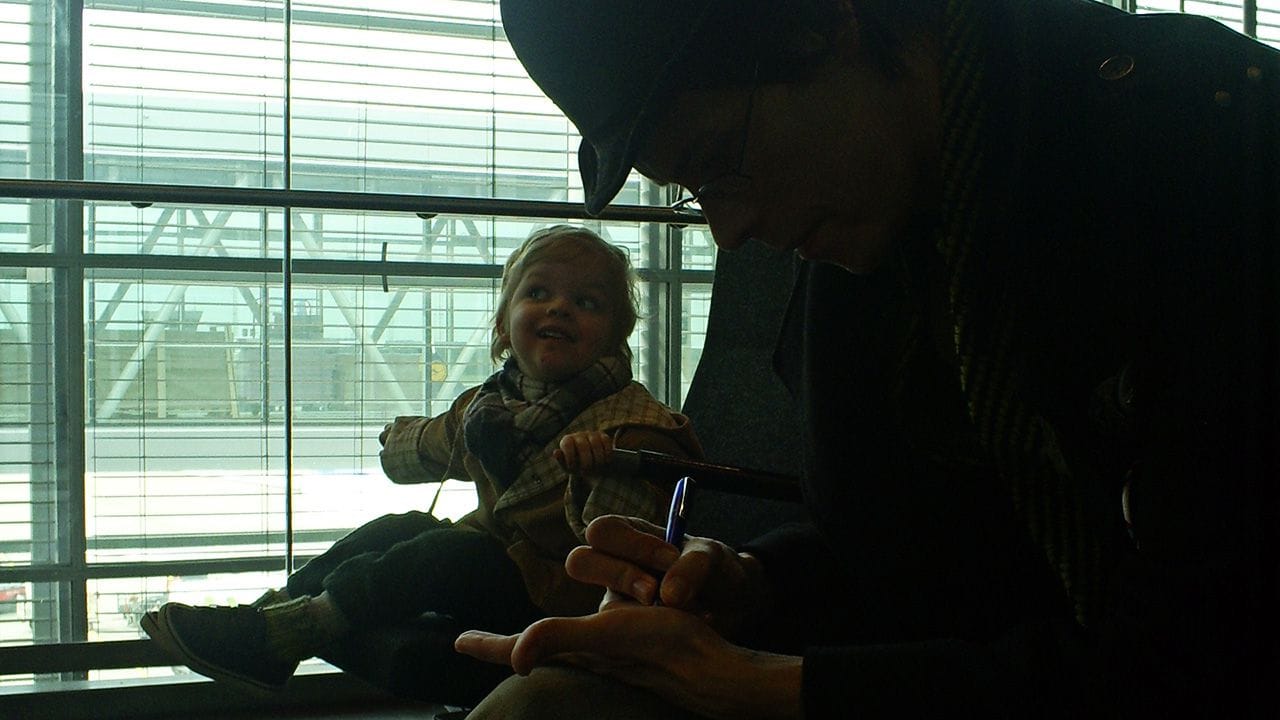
[250,587,290,609]
[261,595,347,661]
[308,592,351,639]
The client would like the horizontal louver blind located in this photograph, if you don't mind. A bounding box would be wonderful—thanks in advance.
[2,2,711,683]
[1137,1,1279,47]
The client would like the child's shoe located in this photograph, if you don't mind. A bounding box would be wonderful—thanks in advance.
[141,602,298,692]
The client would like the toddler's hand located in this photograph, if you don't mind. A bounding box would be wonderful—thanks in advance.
[379,416,422,449]
[553,430,614,475]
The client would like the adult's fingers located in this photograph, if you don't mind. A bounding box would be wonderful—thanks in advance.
[581,516,739,613]
[658,536,745,610]
[505,617,586,675]
[583,515,674,564]
[566,516,679,596]
[453,630,520,666]
[505,611,675,676]
[566,545,662,604]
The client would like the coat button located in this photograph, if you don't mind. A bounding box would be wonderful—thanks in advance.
[1122,464,1140,550]
[1121,473,1134,528]
[1116,363,1136,410]
[1214,90,1232,107]
[1246,66,1263,81]
[1098,54,1135,80]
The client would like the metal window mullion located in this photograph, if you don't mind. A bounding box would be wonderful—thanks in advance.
[48,0,90,655]
[20,0,90,654]
[637,181,665,402]
[53,264,88,643]
[660,200,685,407]
[282,0,295,575]
[25,0,59,638]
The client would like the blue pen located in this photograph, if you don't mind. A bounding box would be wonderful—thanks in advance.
[664,476,693,547]
[655,477,693,607]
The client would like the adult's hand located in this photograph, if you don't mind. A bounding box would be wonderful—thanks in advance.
[454,604,802,720]
[567,514,772,637]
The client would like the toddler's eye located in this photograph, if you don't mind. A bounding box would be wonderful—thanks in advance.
[577,297,600,310]
[526,287,549,300]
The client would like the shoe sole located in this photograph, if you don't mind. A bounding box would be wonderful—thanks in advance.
[141,604,287,693]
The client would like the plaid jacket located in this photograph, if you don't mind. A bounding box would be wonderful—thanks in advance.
[379,381,702,616]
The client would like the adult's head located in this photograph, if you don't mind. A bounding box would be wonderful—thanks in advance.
[501,0,946,272]
[492,225,640,378]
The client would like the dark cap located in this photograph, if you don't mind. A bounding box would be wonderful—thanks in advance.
[501,0,724,215]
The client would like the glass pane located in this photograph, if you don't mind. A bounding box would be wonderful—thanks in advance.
[1260,1,1280,47]
[88,573,281,642]
[0,580,34,645]
[289,2,507,196]
[680,226,718,271]
[83,1,286,187]
[0,1,34,183]
[1182,1,1245,31]
[0,580,55,650]
[1,0,711,691]
[1134,1,1184,11]
[288,209,669,268]
[0,273,55,569]
[1137,1,1246,31]
[85,269,289,563]
[681,283,712,404]
[292,209,501,265]
[0,199,40,254]
[87,203,280,258]
[285,272,498,419]
[283,1,663,206]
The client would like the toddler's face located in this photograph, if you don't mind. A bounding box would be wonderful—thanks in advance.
[503,252,619,383]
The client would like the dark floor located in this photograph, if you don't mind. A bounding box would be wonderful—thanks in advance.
[0,672,460,720]
[179,700,459,720]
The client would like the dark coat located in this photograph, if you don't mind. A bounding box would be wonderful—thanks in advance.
[749,1,1278,717]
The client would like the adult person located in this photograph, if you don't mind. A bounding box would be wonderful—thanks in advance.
[456,0,1278,718]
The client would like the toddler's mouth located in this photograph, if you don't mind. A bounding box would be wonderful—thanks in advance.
[537,328,573,341]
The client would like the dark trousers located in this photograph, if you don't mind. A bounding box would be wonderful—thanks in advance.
[286,511,542,633]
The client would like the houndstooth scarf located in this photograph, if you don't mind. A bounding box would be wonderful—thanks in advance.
[462,355,631,492]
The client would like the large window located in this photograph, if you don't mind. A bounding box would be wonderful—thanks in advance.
[1,0,714,687]
[1133,1,1280,45]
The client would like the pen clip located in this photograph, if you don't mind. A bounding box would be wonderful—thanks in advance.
[664,476,693,547]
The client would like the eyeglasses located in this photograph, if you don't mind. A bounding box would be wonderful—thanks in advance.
[670,66,759,221]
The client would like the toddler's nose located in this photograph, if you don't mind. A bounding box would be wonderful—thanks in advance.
[546,297,571,316]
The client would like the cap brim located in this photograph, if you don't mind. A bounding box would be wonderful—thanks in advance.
[581,135,630,216]
[577,55,687,216]
[569,3,727,216]
[501,0,732,215]
[578,45,705,217]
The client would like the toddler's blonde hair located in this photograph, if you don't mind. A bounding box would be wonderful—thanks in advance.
[490,225,639,364]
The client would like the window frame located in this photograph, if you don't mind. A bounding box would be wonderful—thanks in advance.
[0,0,712,687]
